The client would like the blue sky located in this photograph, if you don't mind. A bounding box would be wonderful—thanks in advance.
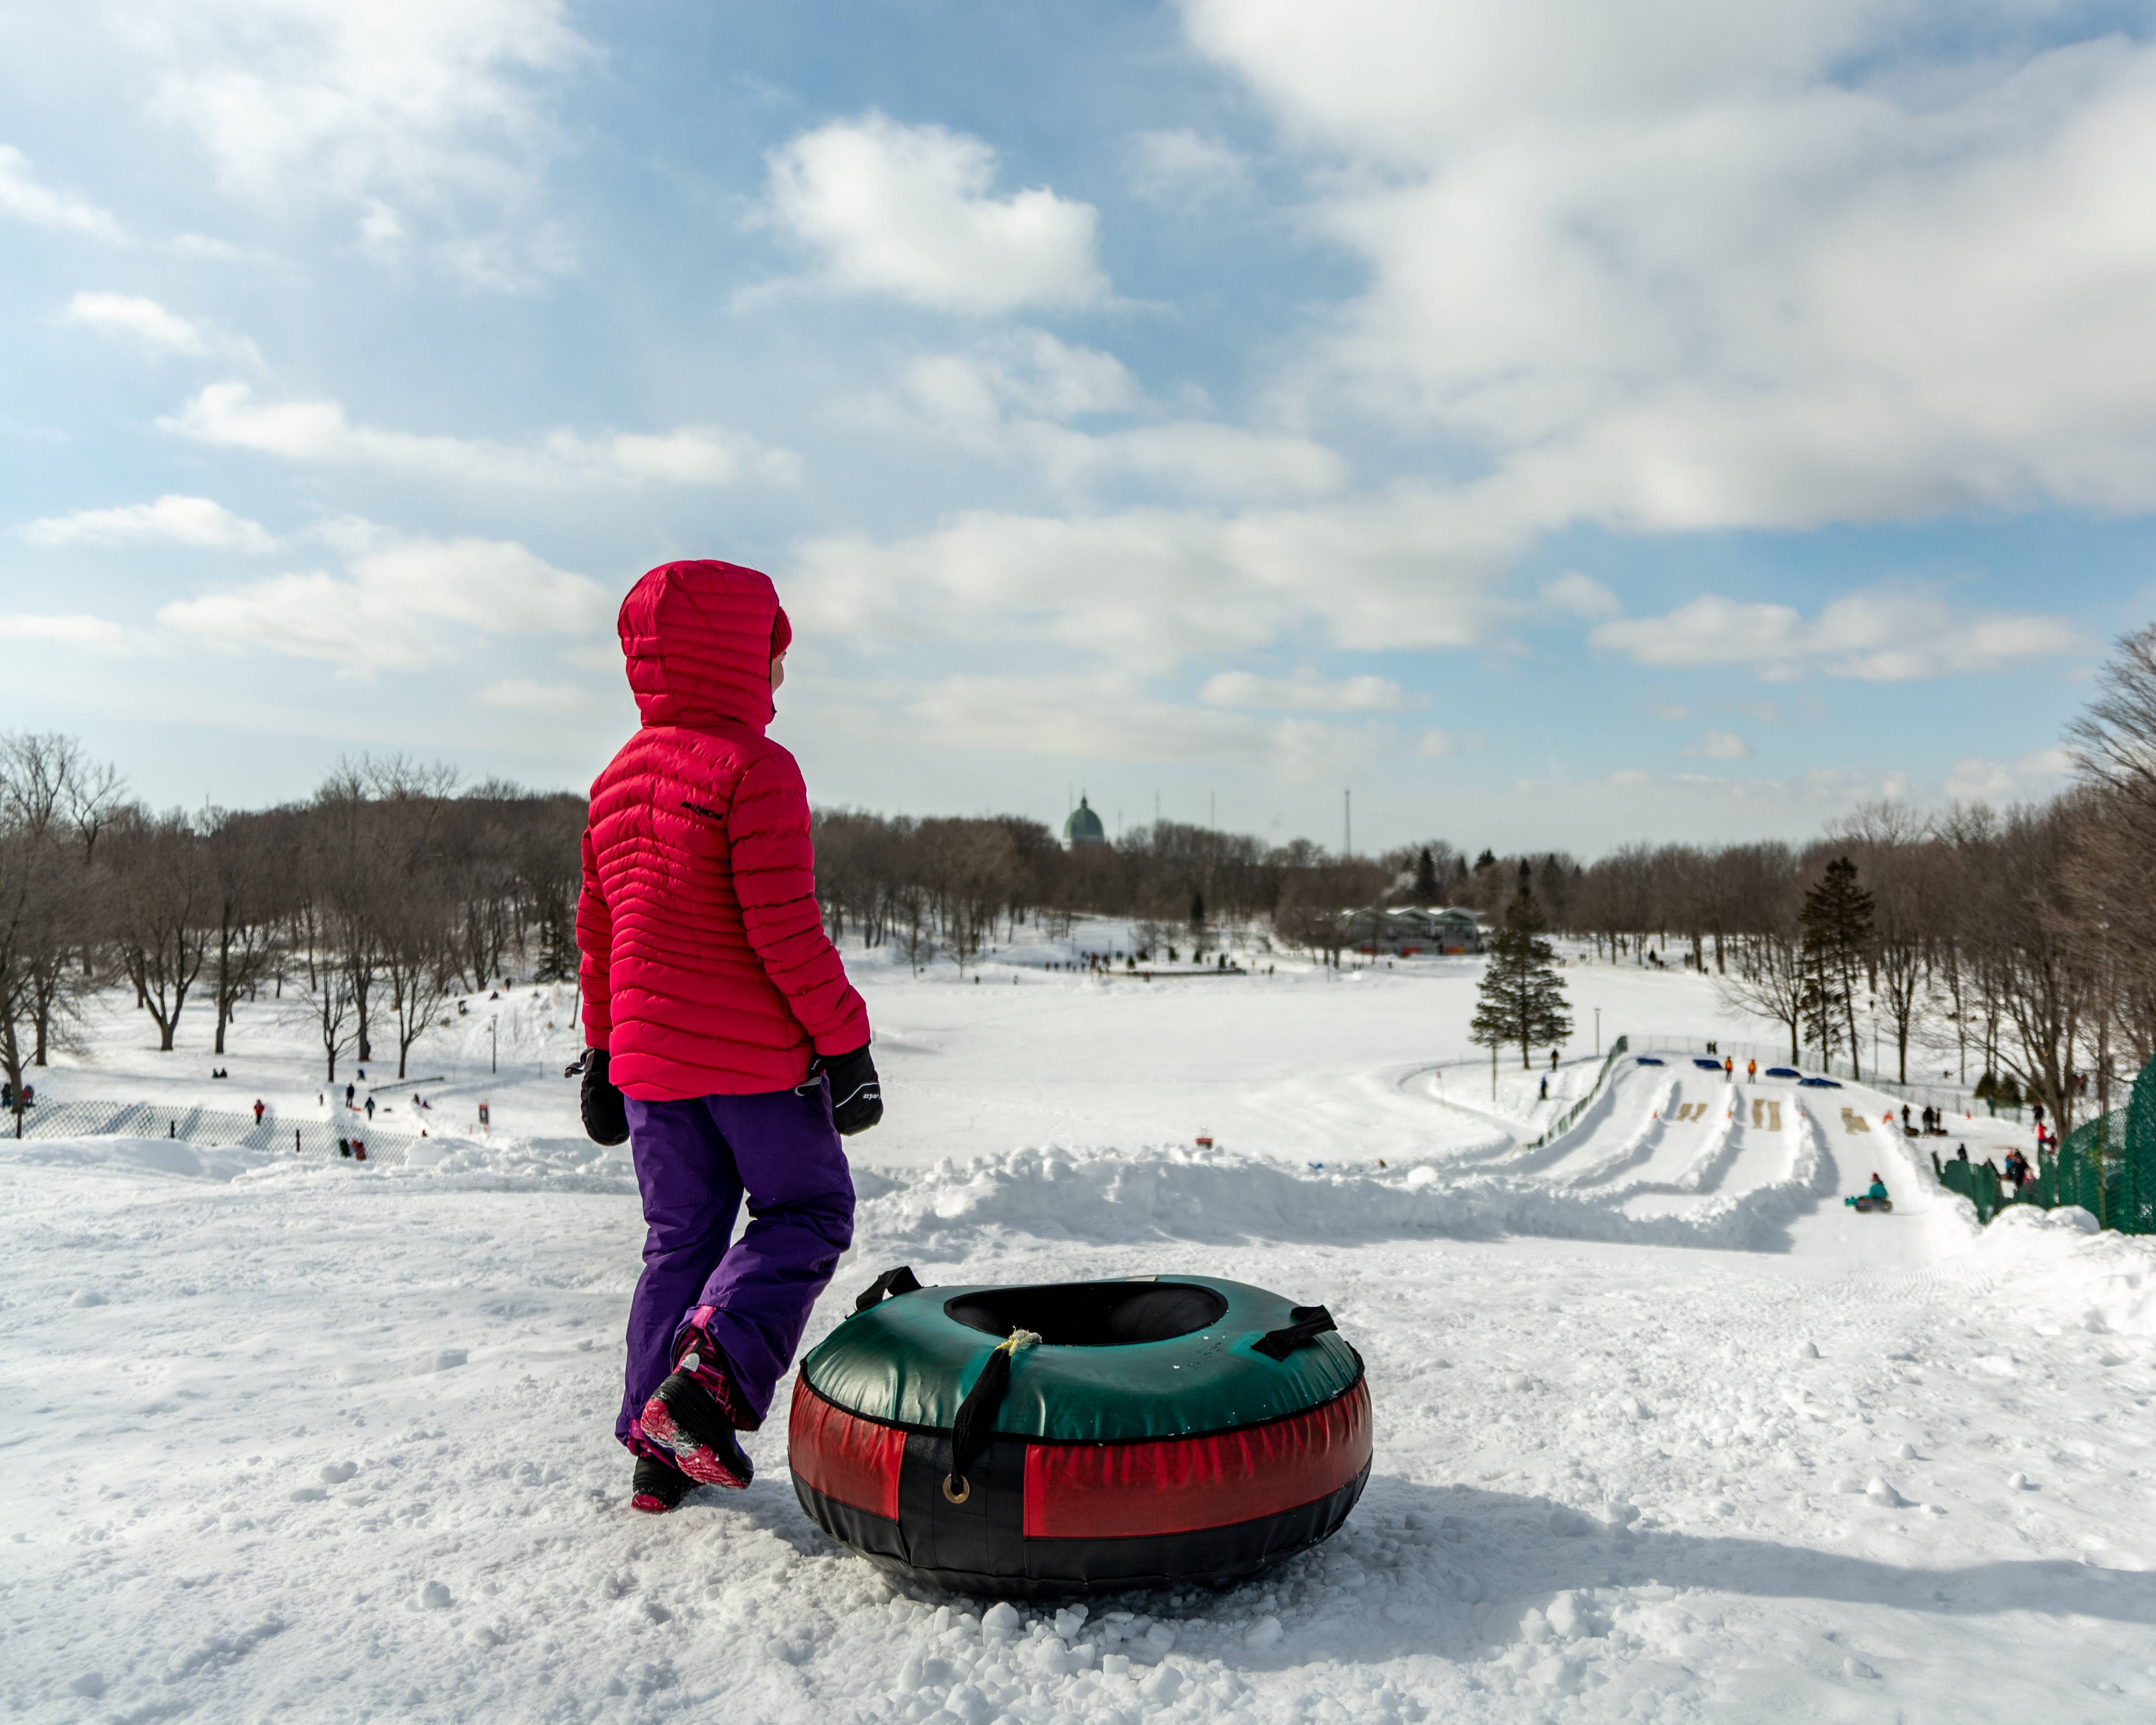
[4,0,2154,854]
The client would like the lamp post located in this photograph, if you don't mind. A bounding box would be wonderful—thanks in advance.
[490,1016,498,1075]
[1595,1007,1601,1057]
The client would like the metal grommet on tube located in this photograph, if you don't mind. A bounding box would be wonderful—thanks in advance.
[942,1473,970,1504]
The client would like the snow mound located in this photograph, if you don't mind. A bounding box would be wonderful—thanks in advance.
[1969,1203,2156,1337]
[0,1135,283,1183]
[855,1137,1845,1255]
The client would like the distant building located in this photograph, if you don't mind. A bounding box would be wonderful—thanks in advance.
[1347,905,1484,956]
[1063,794,1107,850]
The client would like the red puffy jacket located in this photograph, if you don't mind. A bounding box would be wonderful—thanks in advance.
[577,560,869,1100]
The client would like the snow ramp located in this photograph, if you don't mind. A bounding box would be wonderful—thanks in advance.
[1413,1052,1988,1265]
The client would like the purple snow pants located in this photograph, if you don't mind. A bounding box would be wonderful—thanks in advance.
[615,1079,854,1454]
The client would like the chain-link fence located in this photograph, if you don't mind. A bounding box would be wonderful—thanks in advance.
[1931,1054,2156,1235]
[1624,1031,2021,1122]
[4,1098,421,1167]
[1523,1036,1630,1150]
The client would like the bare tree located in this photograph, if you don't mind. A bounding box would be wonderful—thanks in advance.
[1715,925,1808,1061]
[108,811,213,1052]
[203,808,289,1057]
[1834,802,1937,1083]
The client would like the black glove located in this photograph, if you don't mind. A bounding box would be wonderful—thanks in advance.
[580,1048,629,1146]
[820,1044,883,1137]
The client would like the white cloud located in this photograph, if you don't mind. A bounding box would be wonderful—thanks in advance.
[161,382,800,488]
[1200,669,1411,712]
[1589,587,2083,681]
[110,0,584,289]
[1181,7,2156,540]
[788,487,1517,675]
[1130,129,1251,201]
[25,494,276,552]
[1604,764,1914,803]
[60,291,207,354]
[902,332,1142,425]
[169,232,259,261]
[764,113,1108,313]
[1542,571,1619,618]
[0,614,134,653]
[1682,728,1754,760]
[892,335,1345,501]
[0,145,122,238]
[1040,421,1345,501]
[1944,747,2074,803]
[157,526,611,672]
[905,672,1381,782]
[475,678,586,710]
[121,0,581,202]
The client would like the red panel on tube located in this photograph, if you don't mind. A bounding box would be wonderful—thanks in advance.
[789,1380,905,1520]
[1024,1380,1370,1540]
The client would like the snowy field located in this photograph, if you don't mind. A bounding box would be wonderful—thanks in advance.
[6,927,2156,1722]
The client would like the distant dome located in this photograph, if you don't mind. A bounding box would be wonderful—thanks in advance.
[1063,795,1107,847]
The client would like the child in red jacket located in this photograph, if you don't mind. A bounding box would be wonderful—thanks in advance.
[577,559,881,1513]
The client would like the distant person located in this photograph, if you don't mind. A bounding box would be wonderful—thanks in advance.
[1901,1105,1912,1133]
[344,1082,355,1107]
[364,1096,375,1121]
[1539,1076,1548,1100]
[478,1099,490,1130]
[575,560,882,1517]
[1955,1143,1970,1162]
[252,1099,265,1124]
[1747,1059,1757,1081]
[1723,1056,1733,1080]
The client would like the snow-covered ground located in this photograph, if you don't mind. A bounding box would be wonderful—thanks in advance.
[6,926,2155,1721]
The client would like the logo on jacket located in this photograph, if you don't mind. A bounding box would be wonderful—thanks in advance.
[680,799,723,821]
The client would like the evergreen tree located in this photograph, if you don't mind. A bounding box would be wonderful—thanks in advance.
[1473,848,1497,873]
[1189,888,1205,925]
[1471,885,1574,1068]
[1413,846,1440,902]
[1799,855,1873,1071]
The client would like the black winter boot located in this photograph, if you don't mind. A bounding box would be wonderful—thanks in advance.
[640,1338,756,1491]
[629,1453,695,1514]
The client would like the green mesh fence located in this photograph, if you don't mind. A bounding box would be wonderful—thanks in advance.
[1929,1053,2156,1235]
[2125,1058,2156,1235]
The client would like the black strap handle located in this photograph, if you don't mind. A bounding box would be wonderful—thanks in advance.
[949,1346,1016,1480]
[1254,1305,1337,1361]
[853,1265,922,1313]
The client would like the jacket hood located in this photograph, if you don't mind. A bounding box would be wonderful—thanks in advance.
[618,559,789,730]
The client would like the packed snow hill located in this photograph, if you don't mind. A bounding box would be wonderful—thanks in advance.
[5,928,2156,1722]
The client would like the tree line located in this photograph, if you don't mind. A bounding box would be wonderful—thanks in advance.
[8,628,2154,1140]
[0,743,582,1119]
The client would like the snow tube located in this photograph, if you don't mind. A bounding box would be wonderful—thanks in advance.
[789,1271,1371,1598]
